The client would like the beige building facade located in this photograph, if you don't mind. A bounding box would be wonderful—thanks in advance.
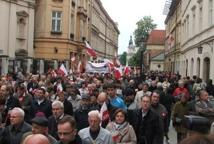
[91,0,119,58]
[164,0,182,74]
[180,0,214,82]
[164,0,214,82]
[0,0,35,74]
[34,0,119,73]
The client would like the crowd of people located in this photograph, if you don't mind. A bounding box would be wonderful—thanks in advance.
[0,70,214,144]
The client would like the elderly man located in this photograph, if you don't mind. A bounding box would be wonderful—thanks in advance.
[0,107,31,144]
[22,113,57,144]
[23,134,50,144]
[78,110,112,144]
[56,115,82,144]
[195,90,214,115]
[48,100,68,140]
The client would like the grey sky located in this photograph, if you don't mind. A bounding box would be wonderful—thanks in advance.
[101,0,167,54]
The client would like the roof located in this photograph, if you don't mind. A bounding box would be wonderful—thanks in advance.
[151,52,165,61]
[147,30,166,45]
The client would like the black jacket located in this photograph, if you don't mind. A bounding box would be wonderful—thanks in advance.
[0,122,31,144]
[30,99,52,119]
[129,108,163,144]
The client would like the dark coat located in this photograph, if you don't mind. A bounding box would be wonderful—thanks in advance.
[129,108,163,144]
[63,99,73,116]
[30,99,52,119]
[48,114,69,140]
[0,122,31,144]
[74,107,90,131]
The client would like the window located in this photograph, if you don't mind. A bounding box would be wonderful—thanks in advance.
[52,11,62,32]
[199,2,203,31]
[209,0,213,25]
[192,7,196,35]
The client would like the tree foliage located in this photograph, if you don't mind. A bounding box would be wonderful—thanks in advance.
[119,52,127,66]
[129,16,157,67]
[134,16,157,47]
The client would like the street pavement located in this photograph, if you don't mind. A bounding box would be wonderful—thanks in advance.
[165,122,177,144]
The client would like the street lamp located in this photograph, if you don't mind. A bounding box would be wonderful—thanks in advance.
[198,46,203,54]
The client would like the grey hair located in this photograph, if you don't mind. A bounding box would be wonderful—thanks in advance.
[88,110,101,120]
[52,100,64,109]
[12,107,25,118]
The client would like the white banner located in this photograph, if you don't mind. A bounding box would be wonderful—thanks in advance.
[86,61,110,73]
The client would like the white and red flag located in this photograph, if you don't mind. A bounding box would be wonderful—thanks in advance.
[114,67,122,80]
[58,64,68,76]
[124,66,130,76]
[100,102,110,122]
[85,41,97,58]
[71,56,76,62]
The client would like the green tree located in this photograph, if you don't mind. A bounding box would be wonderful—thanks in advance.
[119,52,127,65]
[129,16,156,67]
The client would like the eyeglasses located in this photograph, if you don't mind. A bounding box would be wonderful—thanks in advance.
[57,131,74,136]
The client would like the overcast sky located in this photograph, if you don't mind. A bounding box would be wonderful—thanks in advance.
[101,0,167,54]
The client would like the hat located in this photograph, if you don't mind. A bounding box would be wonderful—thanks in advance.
[31,115,48,127]
[81,93,89,100]
[124,88,135,97]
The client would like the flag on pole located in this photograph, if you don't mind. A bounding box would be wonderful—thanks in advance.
[58,64,68,76]
[100,102,110,122]
[71,56,76,62]
[85,41,97,58]
[114,67,122,80]
[124,66,130,76]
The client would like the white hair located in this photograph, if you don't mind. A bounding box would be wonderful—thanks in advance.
[88,110,101,120]
[52,100,64,109]
[12,107,25,118]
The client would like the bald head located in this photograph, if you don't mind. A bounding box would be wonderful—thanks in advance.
[23,134,50,144]
[97,92,107,104]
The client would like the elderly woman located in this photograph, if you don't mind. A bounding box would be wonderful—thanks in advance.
[106,109,137,144]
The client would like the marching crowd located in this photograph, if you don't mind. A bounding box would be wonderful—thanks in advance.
[0,70,214,144]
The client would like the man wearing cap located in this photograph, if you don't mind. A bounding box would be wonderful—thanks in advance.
[124,87,137,110]
[22,113,57,144]
[74,94,91,131]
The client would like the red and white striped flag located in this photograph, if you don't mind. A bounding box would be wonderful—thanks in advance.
[58,64,68,76]
[100,102,110,122]
[85,41,97,58]
[71,56,76,62]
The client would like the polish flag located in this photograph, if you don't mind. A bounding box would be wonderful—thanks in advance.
[85,41,97,58]
[114,67,122,80]
[113,52,120,67]
[71,56,76,62]
[124,66,130,76]
[100,102,110,122]
[58,64,68,76]
[51,70,57,78]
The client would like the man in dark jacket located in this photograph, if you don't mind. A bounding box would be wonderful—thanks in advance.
[1,84,21,125]
[0,107,31,144]
[55,115,82,144]
[30,87,52,119]
[129,95,162,144]
[48,100,68,140]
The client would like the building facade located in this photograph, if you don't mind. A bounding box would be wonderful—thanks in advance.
[164,0,182,74]
[126,36,138,66]
[34,0,119,73]
[0,0,35,75]
[145,30,165,71]
[180,0,214,82]
[90,0,119,59]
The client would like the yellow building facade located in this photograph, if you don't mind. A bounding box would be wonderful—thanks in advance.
[34,0,119,73]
